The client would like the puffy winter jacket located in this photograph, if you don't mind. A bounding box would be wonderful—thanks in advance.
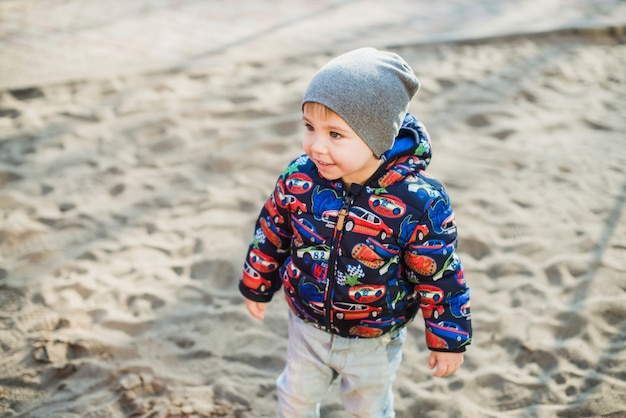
[240,114,472,352]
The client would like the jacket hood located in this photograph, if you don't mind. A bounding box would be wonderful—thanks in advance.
[371,113,432,189]
[384,113,432,165]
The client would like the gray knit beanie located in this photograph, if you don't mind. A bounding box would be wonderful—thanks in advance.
[302,47,420,158]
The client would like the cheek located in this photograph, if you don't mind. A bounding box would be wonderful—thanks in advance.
[346,146,373,164]
[302,136,312,154]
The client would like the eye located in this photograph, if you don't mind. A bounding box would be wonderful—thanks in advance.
[330,131,341,139]
[304,123,314,131]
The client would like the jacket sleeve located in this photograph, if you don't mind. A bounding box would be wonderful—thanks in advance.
[239,174,293,303]
[403,188,472,352]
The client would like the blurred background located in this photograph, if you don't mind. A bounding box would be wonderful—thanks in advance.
[1,0,625,89]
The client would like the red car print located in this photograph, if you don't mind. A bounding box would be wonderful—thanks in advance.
[275,179,287,206]
[249,249,278,273]
[286,173,313,194]
[284,258,303,281]
[349,325,383,338]
[421,303,445,319]
[345,207,393,240]
[351,243,384,269]
[368,194,406,218]
[241,261,271,292]
[275,179,307,214]
[322,208,393,239]
[404,251,437,276]
[282,194,307,214]
[378,164,411,188]
[425,328,449,349]
[259,216,290,248]
[332,302,382,320]
[264,194,284,224]
[415,284,444,304]
[410,224,429,242]
[348,285,386,304]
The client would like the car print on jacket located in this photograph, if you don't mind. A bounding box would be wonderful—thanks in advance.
[368,194,406,218]
[241,261,272,293]
[296,244,331,264]
[292,216,326,245]
[425,320,470,343]
[421,303,445,319]
[404,250,437,276]
[378,163,412,188]
[332,301,383,320]
[349,325,383,338]
[322,207,393,240]
[311,261,328,283]
[264,193,284,224]
[259,216,290,248]
[425,327,449,349]
[284,258,303,281]
[248,249,279,273]
[351,243,385,269]
[363,238,400,275]
[276,179,307,214]
[346,207,394,240]
[348,284,386,303]
[239,114,471,351]
[415,284,444,304]
[414,283,444,319]
[448,289,471,319]
[286,173,313,194]
[411,240,451,256]
[426,198,457,236]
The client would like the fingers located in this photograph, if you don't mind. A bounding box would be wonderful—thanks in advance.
[428,354,437,370]
[429,352,464,377]
[432,363,456,377]
[245,299,266,320]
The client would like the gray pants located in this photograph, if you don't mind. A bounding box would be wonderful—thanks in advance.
[277,311,406,417]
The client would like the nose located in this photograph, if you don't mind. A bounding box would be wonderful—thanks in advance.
[309,133,327,155]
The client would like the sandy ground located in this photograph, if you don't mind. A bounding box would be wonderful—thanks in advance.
[1,26,626,418]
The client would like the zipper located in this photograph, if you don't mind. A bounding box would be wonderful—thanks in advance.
[323,193,353,331]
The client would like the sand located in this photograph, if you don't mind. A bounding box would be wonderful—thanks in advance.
[1,24,626,418]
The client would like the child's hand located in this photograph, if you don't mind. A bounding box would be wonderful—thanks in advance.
[245,299,267,320]
[428,351,464,377]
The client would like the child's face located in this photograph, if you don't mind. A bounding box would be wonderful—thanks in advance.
[302,103,381,187]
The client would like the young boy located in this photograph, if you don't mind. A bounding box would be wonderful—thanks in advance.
[240,47,472,417]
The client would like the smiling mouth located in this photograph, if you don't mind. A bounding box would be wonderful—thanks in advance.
[315,159,334,168]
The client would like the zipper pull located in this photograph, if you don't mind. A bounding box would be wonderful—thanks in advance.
[335,195,352,232]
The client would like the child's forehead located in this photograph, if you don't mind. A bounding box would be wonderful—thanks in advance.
[303,102,340,121]
[303,104,358,136]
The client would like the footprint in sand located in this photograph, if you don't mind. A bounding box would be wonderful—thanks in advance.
[0,286,24,312]
[466,113,491,127]
[458,236,490,260]
[127,293,166,317]
[190,259,236,290]
[8,87,45,101]
[514,345,558,371]
[552,311,587,340]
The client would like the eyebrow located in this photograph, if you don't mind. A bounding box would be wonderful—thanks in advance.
[302,116,348,133]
